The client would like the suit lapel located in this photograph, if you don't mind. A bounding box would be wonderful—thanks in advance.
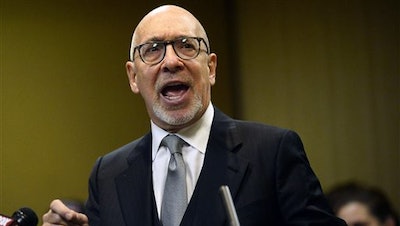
[114,133,160,226]
[207,108,249,198]
[182,108,249,225]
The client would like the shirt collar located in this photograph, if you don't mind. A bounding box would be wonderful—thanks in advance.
[151,103,214,161]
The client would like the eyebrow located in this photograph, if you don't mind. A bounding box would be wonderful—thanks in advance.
[146,37,164,42]
[143,35,191,43]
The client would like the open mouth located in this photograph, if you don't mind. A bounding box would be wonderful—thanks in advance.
[161,83,189,100]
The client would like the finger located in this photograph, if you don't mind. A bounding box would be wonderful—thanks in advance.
[45,199,89,225]
[42,209,68,225]
[73,212,89,225]
[49,199,73,218]
[49,199,78,221]
[43,209,88,226]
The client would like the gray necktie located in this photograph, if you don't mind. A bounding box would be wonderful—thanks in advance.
[161,134,188,226]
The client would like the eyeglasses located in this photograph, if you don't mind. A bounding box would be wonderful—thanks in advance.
[133,37,210,65]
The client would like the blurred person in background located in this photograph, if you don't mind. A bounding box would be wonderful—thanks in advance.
[327,181,399,226]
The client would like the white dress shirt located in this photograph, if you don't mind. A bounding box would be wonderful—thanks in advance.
[151,103,214,217]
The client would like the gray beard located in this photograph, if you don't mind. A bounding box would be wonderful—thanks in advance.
[153,95,203,126]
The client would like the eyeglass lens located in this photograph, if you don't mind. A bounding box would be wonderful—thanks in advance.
[138,37,201,64]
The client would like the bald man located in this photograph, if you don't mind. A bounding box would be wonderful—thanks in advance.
[43,5,346,226]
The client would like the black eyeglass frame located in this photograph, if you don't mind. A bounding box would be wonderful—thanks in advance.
[132,37,210,65]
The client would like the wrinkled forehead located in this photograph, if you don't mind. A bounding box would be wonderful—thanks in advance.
[133,6,206,44]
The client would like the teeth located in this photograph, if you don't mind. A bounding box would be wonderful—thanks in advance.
[166,95,181,100]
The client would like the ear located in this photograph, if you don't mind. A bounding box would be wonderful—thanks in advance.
[207,53,217,86]
[126,61,140,94]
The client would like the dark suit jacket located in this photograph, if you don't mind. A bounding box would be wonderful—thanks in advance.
[85,108,346,226]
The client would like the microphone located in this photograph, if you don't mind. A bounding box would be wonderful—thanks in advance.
[0,207,38,226]
[219,185,240,226]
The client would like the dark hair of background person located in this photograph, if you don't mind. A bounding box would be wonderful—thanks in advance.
[326,181,399,226]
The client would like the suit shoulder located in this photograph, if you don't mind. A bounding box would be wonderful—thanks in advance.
[214,108,301,144]
[103,138,142,160]
[93,135,147,171]
[235,119,296,136]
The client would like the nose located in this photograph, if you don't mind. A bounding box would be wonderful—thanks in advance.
[164,44,179,60]
[161,44,184,72]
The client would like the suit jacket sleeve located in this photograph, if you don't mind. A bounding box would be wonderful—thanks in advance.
[274,130,345,225]
[229,119,346,226]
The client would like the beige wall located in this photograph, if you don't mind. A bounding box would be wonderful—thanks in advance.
[1,0,398,222]
[237,0,399,209]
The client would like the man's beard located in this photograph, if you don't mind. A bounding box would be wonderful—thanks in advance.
[153,94,203,126]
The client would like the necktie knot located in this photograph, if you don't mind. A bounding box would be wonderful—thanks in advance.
[161,135,185,155]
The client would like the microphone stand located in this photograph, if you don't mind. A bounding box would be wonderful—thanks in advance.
[219,185,240,226]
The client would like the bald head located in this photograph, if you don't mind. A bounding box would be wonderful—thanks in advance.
[129,5,209,60]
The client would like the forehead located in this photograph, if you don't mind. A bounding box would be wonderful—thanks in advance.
[135,7,202,43]
[338,202,376,224]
